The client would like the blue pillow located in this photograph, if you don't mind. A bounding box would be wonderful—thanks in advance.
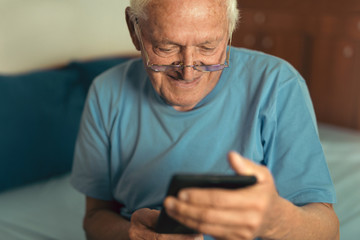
[0,57,130,192]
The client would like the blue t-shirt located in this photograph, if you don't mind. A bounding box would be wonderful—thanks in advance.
[71,47,335,236]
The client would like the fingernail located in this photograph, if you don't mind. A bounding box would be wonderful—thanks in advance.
[165,198,175,210]
[179,191,188,201]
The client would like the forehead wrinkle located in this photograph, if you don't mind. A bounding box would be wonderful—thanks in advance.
[148,24,226,47]
[174,0,226,27]
[154,37,224,48]
[142,0,228,46]
[146,0,227,28]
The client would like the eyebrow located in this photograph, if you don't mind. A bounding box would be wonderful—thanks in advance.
[153,38,223,47]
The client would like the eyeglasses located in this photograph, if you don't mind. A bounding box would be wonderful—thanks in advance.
[134,20,231,73]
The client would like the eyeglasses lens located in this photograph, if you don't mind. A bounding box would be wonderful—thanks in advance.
[149,64,228,73]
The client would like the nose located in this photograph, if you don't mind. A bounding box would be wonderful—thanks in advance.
[181,48,195,81]
[182,65,195,81]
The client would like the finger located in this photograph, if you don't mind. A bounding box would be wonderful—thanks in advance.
[130,209,160,239]
[165,198,257,239]
[228,151,266,182]
[176,187,256,209]
[160,233,204,240]
[182,221,254,240]
[165,196,259,227]
[133,208,160,228]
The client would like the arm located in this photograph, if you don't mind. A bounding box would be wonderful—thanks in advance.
[164,152,339,240]
[272,202,339,240]
[258,197,339,240]
[83,197,131,240]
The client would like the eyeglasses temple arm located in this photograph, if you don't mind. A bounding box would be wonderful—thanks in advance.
[134,19,151,66]
[226,35,232,66]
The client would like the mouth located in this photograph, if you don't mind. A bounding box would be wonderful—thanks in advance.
[167,73,202,89]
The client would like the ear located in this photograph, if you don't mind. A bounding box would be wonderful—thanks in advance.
[125,7,141,51]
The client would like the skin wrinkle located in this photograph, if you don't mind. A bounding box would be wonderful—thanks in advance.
[144,3,226,48]
[136,0,229,111]
[140,1,227,64]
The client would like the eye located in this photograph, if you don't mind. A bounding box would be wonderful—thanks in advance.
[159,48,173,52]
[199,46,218,55]
[202,46,216,51]
[154,45,179,56]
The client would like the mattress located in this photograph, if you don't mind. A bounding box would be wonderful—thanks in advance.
[0,123,359,240]
[0,174,85,240]
[319,124,360,240]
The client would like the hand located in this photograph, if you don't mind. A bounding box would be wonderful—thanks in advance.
[128,208,203,240]
[163,151,282,240]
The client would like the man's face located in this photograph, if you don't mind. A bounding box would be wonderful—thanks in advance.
[138,0,229,111]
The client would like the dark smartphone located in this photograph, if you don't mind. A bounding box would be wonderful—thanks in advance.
[155,174,257,234]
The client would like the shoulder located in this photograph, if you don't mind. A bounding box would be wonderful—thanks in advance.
[84,58,146,111]
[228,47,305,93]
[230,47,299,78]
[86,58,146,101]
[92,58,145,91]
[225,47,313,120]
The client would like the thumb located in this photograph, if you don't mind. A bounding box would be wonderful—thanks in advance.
[228,151,259,176]
[132,208,160,228]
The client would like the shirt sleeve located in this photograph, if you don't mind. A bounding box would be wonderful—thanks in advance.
[262,64,336,206]
[70,81,113,201]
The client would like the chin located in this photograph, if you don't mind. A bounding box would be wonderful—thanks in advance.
[166,97,201,111]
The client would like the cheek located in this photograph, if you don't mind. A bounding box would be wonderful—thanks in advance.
[207,71,222,86]
[147,72,166,91]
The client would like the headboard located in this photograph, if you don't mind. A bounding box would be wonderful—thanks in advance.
[233,0,360,130]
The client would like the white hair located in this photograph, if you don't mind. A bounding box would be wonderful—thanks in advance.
[128,0,240,34]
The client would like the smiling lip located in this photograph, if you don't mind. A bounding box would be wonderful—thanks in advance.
[168,75,201,89]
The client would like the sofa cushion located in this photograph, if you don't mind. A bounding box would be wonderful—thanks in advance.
[0,57,130,192]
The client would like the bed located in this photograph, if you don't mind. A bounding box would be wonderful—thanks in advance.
[319,124,360,239]
[0,121,359,240]
[0,56,130,240]
[1,1,359,239]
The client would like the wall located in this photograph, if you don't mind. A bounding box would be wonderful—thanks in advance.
[0,0,138,74]
[233,0,360,130]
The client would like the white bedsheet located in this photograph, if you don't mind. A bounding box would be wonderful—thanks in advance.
[0,123,359,240]
[0,174,85,240]
[319,124,360,240]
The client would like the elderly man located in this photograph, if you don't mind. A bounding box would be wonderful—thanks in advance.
[71,0,339,239]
